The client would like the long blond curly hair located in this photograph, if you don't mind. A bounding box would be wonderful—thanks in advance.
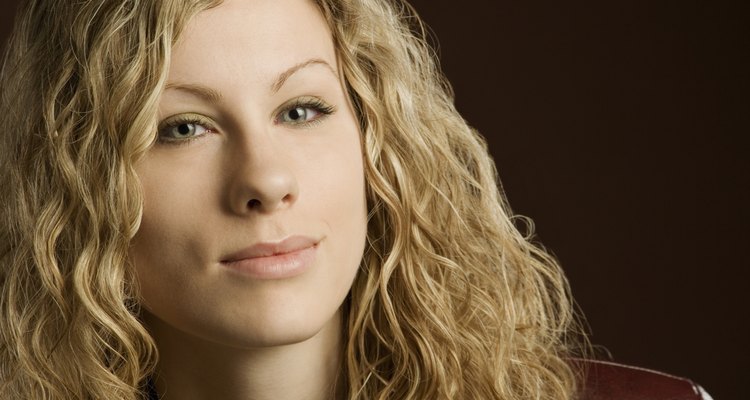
[0,0,587,399]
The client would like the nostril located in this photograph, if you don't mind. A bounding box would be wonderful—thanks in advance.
[247,199,261,209]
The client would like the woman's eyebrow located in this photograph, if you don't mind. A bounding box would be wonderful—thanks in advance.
[270,58,337,93]
[163,83,223,102]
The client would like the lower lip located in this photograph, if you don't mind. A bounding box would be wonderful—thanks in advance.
[221,244,318,280]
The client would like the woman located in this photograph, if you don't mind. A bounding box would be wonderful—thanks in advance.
[0,0,586,398]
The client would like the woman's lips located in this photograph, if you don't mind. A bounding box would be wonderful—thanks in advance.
[220,235,321,279]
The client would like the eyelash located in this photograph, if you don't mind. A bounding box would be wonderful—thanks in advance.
[156,97,336,146]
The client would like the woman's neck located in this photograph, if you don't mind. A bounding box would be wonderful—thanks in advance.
[145,311,344,400]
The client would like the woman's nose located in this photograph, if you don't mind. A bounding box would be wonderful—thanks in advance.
[226,134,299,215]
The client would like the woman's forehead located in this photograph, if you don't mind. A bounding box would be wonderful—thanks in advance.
[171,0,337,82]
[164,0,340,113]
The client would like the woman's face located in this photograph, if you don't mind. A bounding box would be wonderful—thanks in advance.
[130,0,367,347]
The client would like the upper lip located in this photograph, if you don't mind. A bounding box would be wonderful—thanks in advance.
[221,235,322,262]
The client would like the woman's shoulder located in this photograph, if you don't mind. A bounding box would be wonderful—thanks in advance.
[576,359,713,400]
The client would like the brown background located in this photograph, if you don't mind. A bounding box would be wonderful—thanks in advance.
[2,0,747,398]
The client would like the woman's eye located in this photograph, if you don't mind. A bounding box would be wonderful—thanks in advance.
[276,98,335,126]
[164,122,208,139]
[279,106,321,124]
[157,116,214,144]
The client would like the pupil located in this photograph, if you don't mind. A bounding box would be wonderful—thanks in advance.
[289,108,302,120]
[177,124,192,136]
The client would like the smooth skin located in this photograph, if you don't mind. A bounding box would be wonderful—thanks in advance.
[129,0,367,399]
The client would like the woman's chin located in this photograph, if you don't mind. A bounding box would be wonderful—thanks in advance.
[143,305,342,351]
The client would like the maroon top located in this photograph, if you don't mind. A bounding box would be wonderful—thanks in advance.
[580,360,710,400]
[145,359,712,399]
